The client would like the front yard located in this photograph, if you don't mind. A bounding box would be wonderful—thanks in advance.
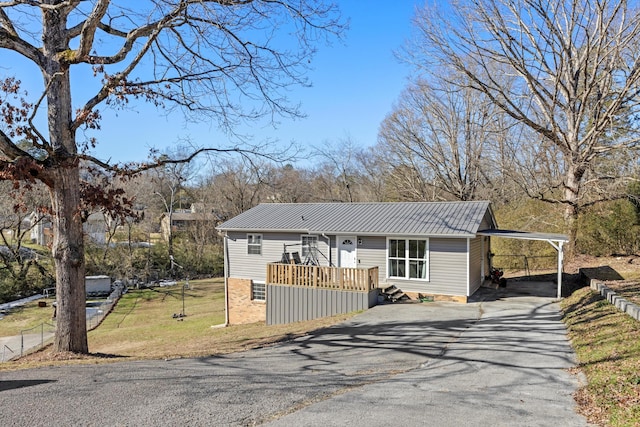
[0,277,356,370]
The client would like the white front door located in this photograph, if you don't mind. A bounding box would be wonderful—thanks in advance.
[338,236,357,268]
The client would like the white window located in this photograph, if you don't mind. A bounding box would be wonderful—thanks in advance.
[301,235,318,258]
[247,234,262,255]
[251,281,266,301]
[388,238,429,280]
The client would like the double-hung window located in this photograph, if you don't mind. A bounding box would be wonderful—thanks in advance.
[247,234,262,255]
[301,235,318,259]
[388,238,429,280]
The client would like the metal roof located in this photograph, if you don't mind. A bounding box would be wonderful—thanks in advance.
[216,201,494,237]
[477,229,569,242]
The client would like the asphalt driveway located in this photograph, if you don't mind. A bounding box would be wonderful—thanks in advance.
[0,281,590,426]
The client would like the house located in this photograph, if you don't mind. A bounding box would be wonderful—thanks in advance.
[84,212,108,245]
[29,212,53,246]
[216,201,492,324]
[216,201,568,326]
[160,203,218,241]
[29,211,108,246]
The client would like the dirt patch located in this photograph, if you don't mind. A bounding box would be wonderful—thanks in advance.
[569,254,640,305]
[567,254,640,277]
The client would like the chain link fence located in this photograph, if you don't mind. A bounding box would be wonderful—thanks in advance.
[86,285,125,330]
[0,285,126,362]
[491,254,557,276]
[18,322,56,358]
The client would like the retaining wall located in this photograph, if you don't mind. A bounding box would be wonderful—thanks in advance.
[590,279,640,322]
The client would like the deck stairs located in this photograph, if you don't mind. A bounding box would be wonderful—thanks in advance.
[381,285,409,302]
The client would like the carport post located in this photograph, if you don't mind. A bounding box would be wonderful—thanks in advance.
[548,239,564,299]
[557,241,564,298]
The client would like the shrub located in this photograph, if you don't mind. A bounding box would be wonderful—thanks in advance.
[576,200,640,256]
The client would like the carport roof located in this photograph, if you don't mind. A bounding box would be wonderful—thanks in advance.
[477,229,568,242]
[478,229,568,299]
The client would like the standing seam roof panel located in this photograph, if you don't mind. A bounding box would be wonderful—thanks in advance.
[217,201,493,237]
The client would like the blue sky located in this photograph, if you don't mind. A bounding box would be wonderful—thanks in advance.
[2,2,423,165]
[91,1,423,165]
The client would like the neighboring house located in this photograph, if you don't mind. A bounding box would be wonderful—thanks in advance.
[84,212,108,245]
[217,201,500,325]
[29,212,53,246]
[160,203,218,241]
[29,211,108,246]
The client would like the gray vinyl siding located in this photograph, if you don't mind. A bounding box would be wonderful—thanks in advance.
[386,238,468,296]
[468,237,483,295]
[354,235,387,279]
[227,231,471,297]
[480,209,497,230]
[327,235,337,267]
[226,231,331,281]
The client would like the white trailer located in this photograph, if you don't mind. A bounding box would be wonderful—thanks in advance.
[85,275,112,296]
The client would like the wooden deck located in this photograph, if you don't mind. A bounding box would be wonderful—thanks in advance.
[266,263,379,292]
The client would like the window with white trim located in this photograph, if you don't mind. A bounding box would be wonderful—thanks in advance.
[301,235,318,258]
[247,234,262,255]
[251,281,266,301]
[388,238,429,280]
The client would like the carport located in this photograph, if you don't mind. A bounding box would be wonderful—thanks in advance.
[478,229,569,298]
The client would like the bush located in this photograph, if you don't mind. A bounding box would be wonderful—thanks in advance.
[576,200,640,256]
[85,237,224,283]
[0,259,54,303]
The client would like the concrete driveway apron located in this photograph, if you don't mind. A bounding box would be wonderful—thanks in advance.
[0,283,590,426]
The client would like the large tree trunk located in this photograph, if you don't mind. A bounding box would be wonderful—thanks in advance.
[40,4,88,353]
[562,162,585,258]
[50,164,88,353]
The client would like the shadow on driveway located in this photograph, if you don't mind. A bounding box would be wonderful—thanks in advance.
[0,283,590,427]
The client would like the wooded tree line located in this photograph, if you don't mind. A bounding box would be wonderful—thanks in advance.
[4,133,640,300]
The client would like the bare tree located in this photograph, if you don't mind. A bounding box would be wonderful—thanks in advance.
[408,0,640,248]
[352,147,391,202]
[311,139,369,202]
[204,158,268,218]
[0,181,53,300]
[378,74,505,201]
[0,1,343,353]
[256,163,313,203]
[151,149,196,268]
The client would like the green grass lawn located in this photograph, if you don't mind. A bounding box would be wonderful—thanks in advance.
[1,277,355,369]
[562,287,640,426]
[0,299,56,336]
[88,277,227,358]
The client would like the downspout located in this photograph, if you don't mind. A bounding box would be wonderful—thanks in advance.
[223,233,229,326]
[321,233,332,266]
[481,236,486,280]
[466,238,470,297]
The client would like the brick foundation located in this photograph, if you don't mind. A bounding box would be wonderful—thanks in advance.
[227,278,266,325]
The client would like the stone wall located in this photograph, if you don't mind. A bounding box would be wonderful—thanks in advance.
[227,278,266,325]
[590,280,640,322]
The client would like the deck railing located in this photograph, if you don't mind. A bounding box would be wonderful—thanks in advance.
[266,263,379,292]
